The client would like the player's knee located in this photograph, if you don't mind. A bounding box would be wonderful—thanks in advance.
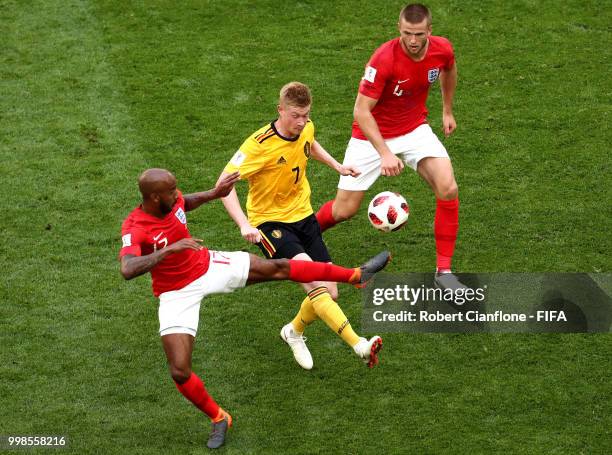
[248,256,290,282]
[170,365,192,384]
[438,182,458,200]
[334,202,359,222]
[329,288,339,301]
[271,258,290,279]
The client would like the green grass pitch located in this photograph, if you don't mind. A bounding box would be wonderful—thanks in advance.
[1,1,610,453]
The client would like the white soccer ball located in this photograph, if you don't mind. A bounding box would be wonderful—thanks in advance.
[367,191,410,232]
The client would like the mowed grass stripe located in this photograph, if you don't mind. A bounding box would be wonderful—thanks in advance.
[1,2,159,453]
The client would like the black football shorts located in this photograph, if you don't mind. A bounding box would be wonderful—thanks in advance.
[256,214,332,262]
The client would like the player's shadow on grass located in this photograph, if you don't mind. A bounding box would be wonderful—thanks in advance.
[528,292,587,333]
[528,274,612,333]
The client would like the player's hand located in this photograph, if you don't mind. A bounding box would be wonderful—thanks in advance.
[167,238,204,253]
[338,165,361,177]
[442,112,456,137]
[240,225,261,244]
[214,171,240,198]
[380,151,404,177]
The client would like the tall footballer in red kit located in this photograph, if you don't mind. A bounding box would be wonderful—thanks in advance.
[119,168,390,449]
[316,3,465,290]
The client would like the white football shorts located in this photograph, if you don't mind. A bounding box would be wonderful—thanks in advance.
[338,124,449,191]
[158,250,250,337]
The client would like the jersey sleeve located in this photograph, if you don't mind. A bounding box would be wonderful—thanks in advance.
[358,44,393,100]
[440,37,455,70]
[306,120,315,143]
[176,190,185,209]
[119,225,146,258]
[224,136,269,179]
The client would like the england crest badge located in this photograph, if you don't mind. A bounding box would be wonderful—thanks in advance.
[427,68,440,83]
[175,207,187,224]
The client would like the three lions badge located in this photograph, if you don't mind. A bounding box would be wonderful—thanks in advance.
[427,68,440,83]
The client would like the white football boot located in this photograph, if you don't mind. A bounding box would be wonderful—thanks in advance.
[280,323,313,370]
[353,336,383,368]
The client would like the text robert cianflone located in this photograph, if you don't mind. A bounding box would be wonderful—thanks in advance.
[372,310,568,323]
[373,310,528,323]
[371,284,486,306]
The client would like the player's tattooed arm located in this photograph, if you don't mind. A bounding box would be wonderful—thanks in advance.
[120,239,204,279]
[183,171,240,212]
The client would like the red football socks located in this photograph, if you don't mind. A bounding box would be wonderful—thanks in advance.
[315,200,337,232]
[288,260,357,284]
[174,372,220,420]
[434,198,459,271]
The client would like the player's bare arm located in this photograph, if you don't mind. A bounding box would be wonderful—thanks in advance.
[439,63,457,137]
[310,140,361,177]
[217,171,261,244]
[354,93,404,177]
[120,238,204,280]
[183,171,240,212]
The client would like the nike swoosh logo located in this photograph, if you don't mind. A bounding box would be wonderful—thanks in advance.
[153,232,164,241]
[397,79,409,84]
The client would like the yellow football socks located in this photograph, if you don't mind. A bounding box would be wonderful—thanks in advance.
[308,286,360,347]
[291,296,318,333]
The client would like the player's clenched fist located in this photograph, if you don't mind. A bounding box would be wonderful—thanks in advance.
[380,152,404,177]
[442,112,456,137]
[240,225,261,244]
[337,164,362,178]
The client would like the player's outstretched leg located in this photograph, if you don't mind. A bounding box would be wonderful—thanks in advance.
[354,251,393,288]
[246,251,391,286]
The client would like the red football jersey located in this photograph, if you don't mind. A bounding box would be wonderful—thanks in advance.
[352,36,455,140]
[119,191,210,296]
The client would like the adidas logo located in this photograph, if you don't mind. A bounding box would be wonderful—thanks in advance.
[277,156,287,165]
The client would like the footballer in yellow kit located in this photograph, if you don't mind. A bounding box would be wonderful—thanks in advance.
[219,82,384,370]
[225,119,314,229]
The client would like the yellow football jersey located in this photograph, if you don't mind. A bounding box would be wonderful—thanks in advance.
[224,120,314,227]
